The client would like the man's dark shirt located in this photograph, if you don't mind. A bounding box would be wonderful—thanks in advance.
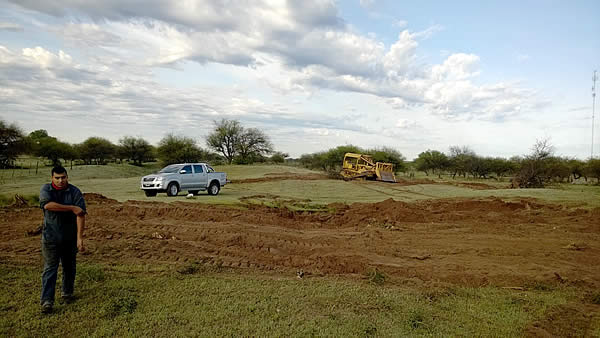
[39,183,86,244]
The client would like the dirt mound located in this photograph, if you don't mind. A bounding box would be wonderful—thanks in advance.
[1,197,598,288]
[83,193,118,204]
[230,173,328,184]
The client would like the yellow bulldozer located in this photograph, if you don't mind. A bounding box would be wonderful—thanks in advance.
[340,153,396,183]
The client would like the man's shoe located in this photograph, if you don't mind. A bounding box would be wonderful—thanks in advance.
[62,295,76,304]
[41,302,53,314]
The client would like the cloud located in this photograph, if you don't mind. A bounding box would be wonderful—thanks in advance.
[393,20,408,28]
[5,1,546,123]
[515,53,530,62]
[0,22,24,31]
[359,0,375,8]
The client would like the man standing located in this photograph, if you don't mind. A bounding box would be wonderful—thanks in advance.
[39,166,86,314]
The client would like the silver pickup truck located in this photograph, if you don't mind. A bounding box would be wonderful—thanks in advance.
[140,163,227,197]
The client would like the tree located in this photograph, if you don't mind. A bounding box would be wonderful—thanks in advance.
[157,134,209,165]
[206,119,244,164]
[0,120,28,168]
[29,129,49,140]
[513,139,555,188]
[78,137,116,164]
[415,150,449,177]
[584,159,600,183]
[448,146,476,178]
[269,151,289,163]
[235,128,273,164]
[489,157,516,179]
[567,159,587,181]
[118,136,154,166]
[366,147,406,173]
[35,137,72,166]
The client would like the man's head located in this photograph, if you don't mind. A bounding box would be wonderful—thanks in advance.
[51,166,68,189]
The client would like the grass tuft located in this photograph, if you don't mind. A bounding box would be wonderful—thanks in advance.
[407,309,426,329]
[367,269,386,286]
[77,264,106,283]
[104,289,138,318]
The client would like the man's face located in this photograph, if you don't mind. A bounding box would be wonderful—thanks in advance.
[52,172,68,188]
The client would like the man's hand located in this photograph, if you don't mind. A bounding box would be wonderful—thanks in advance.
[71,206,85,216]
[77,237,85,253]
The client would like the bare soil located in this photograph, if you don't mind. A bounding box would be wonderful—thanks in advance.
[2,193,598,289]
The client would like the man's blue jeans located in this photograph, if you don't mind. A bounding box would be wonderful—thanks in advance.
[41,241,77,305]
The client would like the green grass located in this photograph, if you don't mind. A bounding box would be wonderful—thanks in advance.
[2,163,599,208]
[0,262,580,337]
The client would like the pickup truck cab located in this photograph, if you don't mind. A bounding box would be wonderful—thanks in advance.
[141,163,227,197]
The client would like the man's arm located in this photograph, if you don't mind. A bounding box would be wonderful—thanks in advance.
[77,214,85,252]
[44,202,85,216]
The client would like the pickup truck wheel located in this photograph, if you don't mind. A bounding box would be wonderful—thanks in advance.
[166,182,179,196]
[144,190,157,197]
[208,182,220,196]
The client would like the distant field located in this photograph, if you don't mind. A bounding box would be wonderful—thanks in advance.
[1,162,599,208]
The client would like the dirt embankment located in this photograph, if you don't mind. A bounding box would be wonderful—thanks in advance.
[2,193,599,290]
[229,172,504,190]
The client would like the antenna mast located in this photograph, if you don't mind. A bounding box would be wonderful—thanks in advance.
[593,70,597,159]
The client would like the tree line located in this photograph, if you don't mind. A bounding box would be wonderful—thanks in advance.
[0,118,285,168]
[412,140,600,186]
[296,141,600,186]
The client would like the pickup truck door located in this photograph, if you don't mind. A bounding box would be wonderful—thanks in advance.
[179,165,194,189]
[193,164,208,189]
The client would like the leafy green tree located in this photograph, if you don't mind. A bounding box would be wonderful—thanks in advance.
[0,120,28,168]
[584,159,600,183]
[269,152,289,163]
[118,136,154,166]
[78,137,116,164]
[489,157,516,178]
[157,134,209,165]
[567,159,587,180]
[365,147,406,173]
[448,146,477,178]
[206,119,243,164]
[415,150,449,177]
[234,128,273,164]
[35,137,72,166]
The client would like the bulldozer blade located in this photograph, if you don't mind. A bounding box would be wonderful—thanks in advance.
[377,171,396,183]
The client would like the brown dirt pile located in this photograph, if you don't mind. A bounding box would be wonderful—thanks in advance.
[2,195,599,289]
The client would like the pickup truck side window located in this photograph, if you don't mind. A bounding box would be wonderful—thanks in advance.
[181,165,192,174]
[207,166,214,173]
[193,165,203,173]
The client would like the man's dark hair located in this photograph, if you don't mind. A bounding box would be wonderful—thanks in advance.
[51,166,68,176]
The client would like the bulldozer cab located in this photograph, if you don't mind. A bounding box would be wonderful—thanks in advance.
[340,153,396,182]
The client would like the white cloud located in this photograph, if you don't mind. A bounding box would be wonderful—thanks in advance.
[0,22,23,31]
[359,0,375,8]
[393,20,408,28]
[0,1,561,157]
[515,53,531,62]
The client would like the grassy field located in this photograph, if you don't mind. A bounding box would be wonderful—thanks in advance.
[1,162,599,208]
[0,262,583,337]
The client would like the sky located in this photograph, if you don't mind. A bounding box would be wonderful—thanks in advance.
[1,0,599,160]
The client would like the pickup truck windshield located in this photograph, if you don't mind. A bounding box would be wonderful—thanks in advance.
[159,164,182,173]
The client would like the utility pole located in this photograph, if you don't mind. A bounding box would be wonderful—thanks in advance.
[592,70,597,159]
